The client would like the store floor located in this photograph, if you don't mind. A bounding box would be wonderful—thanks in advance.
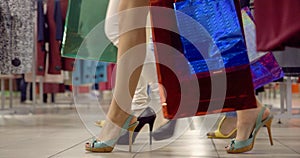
[0,93,300,158]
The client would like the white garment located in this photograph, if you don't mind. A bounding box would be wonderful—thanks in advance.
[105,0,120,46]
[105,0,160,112]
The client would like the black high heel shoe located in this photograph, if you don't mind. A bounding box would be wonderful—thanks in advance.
[117,107,156,145]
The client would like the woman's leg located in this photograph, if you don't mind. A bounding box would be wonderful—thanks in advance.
[234,97,270,142]
[106,0,154,116]
[95,0,149,142]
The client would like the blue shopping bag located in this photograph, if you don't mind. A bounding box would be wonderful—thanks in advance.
[174,0,249,75]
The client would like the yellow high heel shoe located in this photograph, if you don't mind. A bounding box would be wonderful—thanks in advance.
[207,116,237,139]
[226,106,274,154]
[85,115,139,152]
[95,120,105,127]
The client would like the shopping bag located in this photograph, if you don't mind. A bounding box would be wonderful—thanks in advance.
[250,53,284,89]
[61,0,117,62]
[242,7,284,89]
[150,0,257,119]
[174,0,251,74]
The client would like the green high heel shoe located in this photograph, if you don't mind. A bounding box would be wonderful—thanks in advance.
[85,115,139,152]
[227,107,274,154]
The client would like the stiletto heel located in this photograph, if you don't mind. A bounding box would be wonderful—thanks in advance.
[129,130,133,152]
[85,114,138,153]
[227,107,274,154]
[148,118,154,145]
[128,123,138,152]
[264,118,274,145]
[117,107,156,145]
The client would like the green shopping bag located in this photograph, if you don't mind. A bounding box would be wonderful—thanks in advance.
[61,0,117,62]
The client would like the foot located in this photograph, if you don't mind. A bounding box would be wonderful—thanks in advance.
[235,107,270,142]
[85,113,137,149]
[225,105,271,151]
[152,119,177,140]
[207,116,237,138]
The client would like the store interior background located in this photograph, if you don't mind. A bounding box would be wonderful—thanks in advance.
[0,75,300,158]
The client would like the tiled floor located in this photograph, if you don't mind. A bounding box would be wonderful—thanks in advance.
[0,92,300,158]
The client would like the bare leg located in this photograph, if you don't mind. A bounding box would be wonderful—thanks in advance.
[234,97,270,141]
[92,0,149,143]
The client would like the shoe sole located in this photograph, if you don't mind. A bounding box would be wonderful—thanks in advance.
[85,147,113,152]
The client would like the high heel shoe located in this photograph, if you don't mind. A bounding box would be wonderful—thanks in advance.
[226,106,274,154]
[85,114,139,152]
[207,116,237,139]
[152,119,177,141]
[117,107,156,145]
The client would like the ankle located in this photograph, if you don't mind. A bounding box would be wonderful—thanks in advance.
[219,117,237,135]
[108,113,137,128]
[235,106,271,141]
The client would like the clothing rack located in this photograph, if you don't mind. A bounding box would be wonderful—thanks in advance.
[0,76,13,110]
[276,77,300,120]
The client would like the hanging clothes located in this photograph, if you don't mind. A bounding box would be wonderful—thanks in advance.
[94,62,108,83]
[255,0,300,51]
[25,55,65,84]
[36,0,47,76]
[43,83,65,94]
[33,0,73,87]
[99,63,115,91]
[0,0,35,74]
[37,0,74,75]
[72,60,107,86]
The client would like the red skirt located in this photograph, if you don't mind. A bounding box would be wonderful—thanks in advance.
[255,0,300,51]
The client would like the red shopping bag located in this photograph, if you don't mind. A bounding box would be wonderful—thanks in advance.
[150,0,257,119]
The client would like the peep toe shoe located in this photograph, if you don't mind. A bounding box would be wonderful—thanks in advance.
[85,115,139,152]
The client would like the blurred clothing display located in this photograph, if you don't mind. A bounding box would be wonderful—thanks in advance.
[100,64,115,91]
[43,83,65,94]
[16,74,33,102]
[26,55,65,84]
[37,0,74,76]
[72,60,107,86]
[0,0,34,74]
[29,0,74,96]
